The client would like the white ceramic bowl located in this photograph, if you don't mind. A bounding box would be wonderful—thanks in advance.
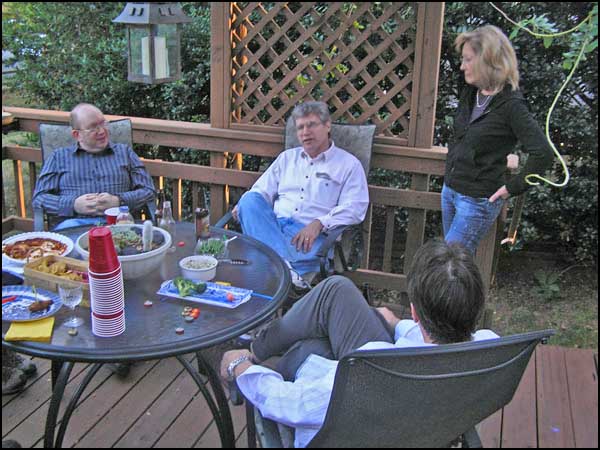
[2,231,74,267]
[75,225,172,279]
[179,255,218,282]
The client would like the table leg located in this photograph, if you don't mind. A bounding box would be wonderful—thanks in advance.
[45,361,74,448]
[54,363,103,448]
[176,354,235,448]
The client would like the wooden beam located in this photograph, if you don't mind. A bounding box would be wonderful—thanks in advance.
[210,2,233,223]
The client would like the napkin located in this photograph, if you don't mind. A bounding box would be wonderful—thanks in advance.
[5,317,55,342]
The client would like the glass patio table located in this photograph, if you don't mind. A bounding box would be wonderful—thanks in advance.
[2,222,291,448]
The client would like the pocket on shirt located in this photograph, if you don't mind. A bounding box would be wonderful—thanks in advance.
[314,177,341,207]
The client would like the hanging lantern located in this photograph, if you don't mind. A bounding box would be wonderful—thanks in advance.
[113,2,191,84]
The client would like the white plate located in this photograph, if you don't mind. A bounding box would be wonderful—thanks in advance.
[2,232,74,267]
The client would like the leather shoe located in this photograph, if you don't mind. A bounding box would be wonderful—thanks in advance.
[2,371,27,396]
[108,363,132,378]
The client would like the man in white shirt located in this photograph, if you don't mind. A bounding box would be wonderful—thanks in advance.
[232,101,369,283]
[220,240,499,447]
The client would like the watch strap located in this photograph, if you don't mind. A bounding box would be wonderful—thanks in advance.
[227,355,250,380]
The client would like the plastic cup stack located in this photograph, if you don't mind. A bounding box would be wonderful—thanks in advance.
[87,227,125,337]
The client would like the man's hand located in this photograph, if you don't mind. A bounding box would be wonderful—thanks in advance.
[95,192,120,214]
[291,219,324,253]
[74,194,98,215]
[232,205,239,222]
[220,349,254,381]
[488,185,510,203]
[376,307,401,330]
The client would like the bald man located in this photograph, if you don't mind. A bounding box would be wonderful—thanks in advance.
[32,103,155,230]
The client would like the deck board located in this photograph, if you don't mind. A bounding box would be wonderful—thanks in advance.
[501,354,537,448]
[564,348,598,448]
[537,346,576,448]
[2,346,597,448]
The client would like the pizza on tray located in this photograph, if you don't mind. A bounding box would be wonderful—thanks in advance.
[2,237,68,261]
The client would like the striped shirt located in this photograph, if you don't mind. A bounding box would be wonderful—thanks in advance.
[32,142,155,218]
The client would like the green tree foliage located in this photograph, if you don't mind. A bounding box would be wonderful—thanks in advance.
[2,2,597,262]
[2,2,211,121]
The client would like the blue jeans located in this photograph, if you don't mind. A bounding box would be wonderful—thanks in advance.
[237,192,326,275]
[53,217,106,231]
[441,184,504,254]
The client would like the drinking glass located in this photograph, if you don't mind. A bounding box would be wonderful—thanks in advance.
[59,284,84,327]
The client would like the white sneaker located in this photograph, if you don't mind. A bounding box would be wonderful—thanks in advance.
[284,260,311,290]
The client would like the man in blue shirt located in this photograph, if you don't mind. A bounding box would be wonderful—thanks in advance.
[32,103,155,230]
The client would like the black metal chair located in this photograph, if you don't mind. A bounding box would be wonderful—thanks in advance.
[215,117,376,282]
[244,329,554,448]
[34,119,155,230]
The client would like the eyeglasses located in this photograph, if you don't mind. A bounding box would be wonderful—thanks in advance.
[296,121,323,132]
[76,121,109,134]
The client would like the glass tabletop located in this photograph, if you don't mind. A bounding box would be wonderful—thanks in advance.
[2,223,291,363]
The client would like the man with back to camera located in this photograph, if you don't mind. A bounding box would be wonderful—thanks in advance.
[220,240,499,447]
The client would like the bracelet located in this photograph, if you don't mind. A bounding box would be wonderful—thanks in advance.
[227,355,250,381]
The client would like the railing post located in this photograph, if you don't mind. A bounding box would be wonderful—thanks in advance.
[404,2,444,271]
[210,2,233,223]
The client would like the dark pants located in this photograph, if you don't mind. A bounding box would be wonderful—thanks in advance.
[252,276,394,380]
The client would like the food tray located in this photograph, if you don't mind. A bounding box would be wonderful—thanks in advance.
[23,256,90,308]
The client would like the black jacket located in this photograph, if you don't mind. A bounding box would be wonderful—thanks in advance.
[445,85,553,198]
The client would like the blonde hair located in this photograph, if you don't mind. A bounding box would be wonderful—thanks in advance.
[455,25,519,92]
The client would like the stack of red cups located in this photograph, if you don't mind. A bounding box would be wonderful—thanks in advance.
[87,227,126,337]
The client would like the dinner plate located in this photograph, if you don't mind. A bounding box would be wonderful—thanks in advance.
[2,285,63,322]
[2,231,74,266]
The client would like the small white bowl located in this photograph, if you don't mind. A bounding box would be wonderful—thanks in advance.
[179,255,218,282]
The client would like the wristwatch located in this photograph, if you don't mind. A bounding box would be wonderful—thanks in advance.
[227,355,251,381]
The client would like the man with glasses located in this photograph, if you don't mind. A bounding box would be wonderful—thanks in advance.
[32,103,155,230]
[232,101,369,292]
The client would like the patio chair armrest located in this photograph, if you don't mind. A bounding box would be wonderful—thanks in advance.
[214,210,234,229]
[144,201,156,223]
[33,206,46,231]
[315,225,349,258]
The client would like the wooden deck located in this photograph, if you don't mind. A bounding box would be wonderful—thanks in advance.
[2,345,597,448]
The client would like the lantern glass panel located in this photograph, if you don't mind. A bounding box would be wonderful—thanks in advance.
[155,24,178,79]
[129,27,152,77]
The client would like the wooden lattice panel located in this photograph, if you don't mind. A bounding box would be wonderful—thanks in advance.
[230,2,419,137]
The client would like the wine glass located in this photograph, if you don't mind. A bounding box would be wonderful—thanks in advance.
[59,284,84,328]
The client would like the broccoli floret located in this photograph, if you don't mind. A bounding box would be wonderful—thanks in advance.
[174,277,207,297]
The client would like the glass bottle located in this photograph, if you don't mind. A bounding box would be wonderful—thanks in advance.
[195,208,210,240]
[159,200,176,251]
[154,189,165,226]
[116,206,134,224]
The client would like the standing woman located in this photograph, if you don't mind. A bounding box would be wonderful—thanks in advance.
[443,25,553,254]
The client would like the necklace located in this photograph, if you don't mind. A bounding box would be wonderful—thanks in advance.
[476,90,493,108]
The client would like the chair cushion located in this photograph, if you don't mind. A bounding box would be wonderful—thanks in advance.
[285,118,376,177]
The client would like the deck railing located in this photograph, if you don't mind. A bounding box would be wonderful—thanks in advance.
[2,106,500,292]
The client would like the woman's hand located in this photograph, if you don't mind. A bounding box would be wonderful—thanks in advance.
[489,185,510,203]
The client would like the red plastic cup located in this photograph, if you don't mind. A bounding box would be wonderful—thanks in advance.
[104,207,120,225]
[88,227,120,274]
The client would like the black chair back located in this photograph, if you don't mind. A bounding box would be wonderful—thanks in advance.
[307,330,554,448]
